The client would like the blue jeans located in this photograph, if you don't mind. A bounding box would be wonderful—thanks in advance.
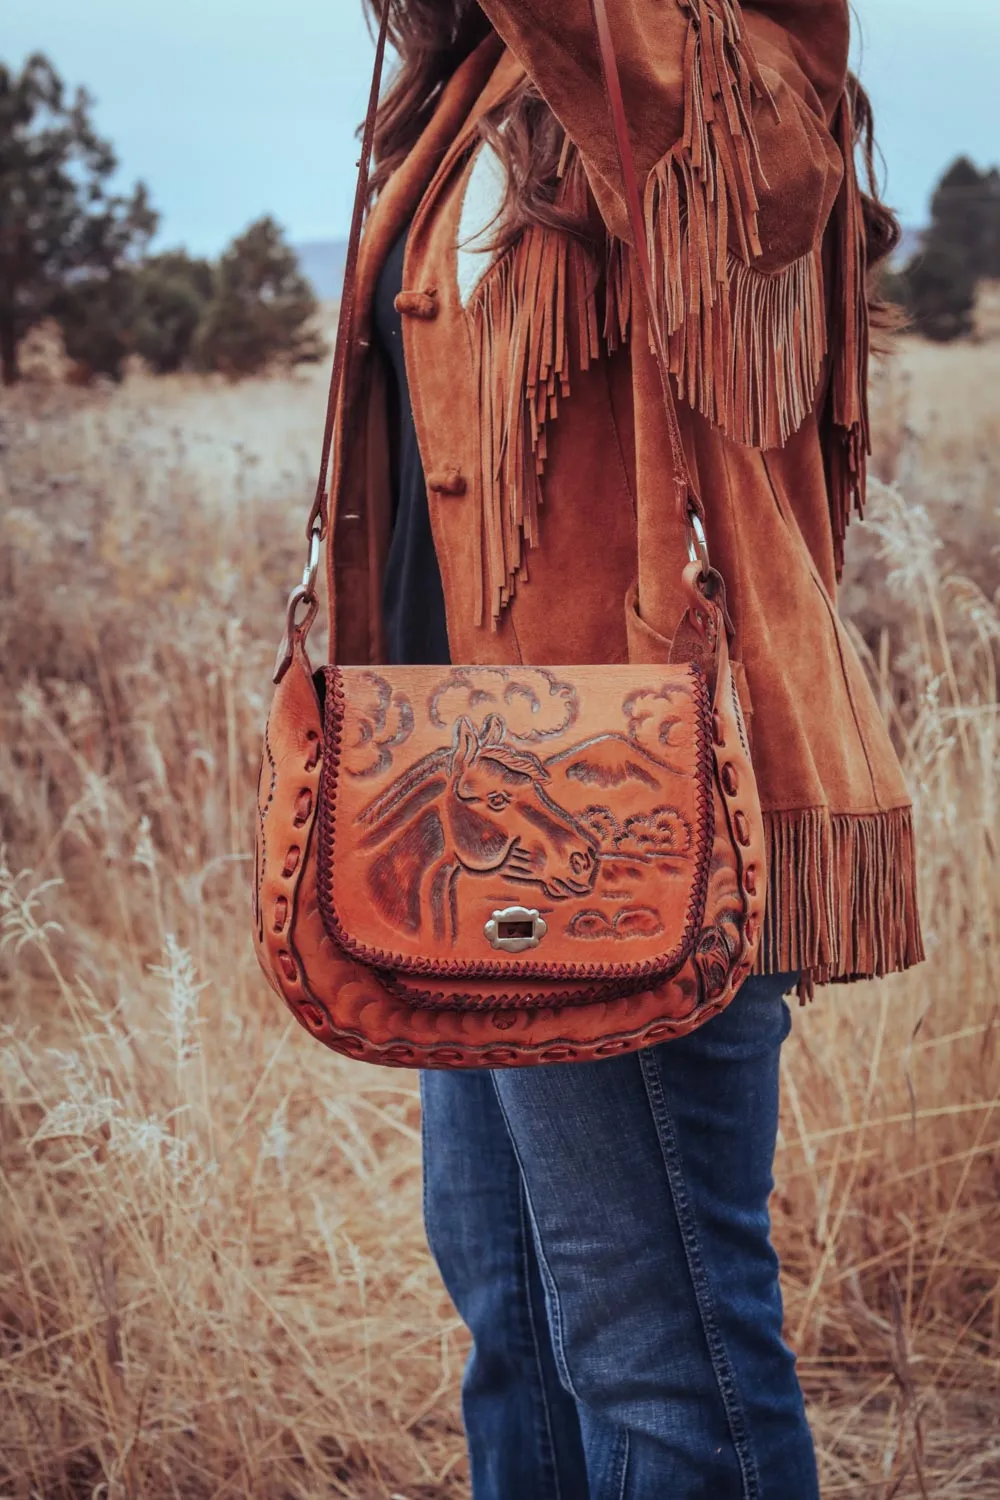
[420,974,818,1500]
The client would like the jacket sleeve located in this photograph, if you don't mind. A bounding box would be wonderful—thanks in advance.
[475,0,856,452]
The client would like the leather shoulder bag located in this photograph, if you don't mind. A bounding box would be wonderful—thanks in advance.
[251,0,767,1069]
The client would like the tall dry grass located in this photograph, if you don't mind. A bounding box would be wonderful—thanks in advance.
[0,345,998,1498]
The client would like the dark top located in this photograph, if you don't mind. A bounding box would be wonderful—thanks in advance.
[372,225,451,666]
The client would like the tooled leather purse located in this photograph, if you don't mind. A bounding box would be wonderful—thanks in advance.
[251,0,767,1069]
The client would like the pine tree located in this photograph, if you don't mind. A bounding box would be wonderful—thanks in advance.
[0,54,156,383]
[132,252,215,374]
[894,156,1000,341]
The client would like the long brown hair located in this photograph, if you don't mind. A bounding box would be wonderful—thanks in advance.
[363,0,492,204]
[362,0,899,285]
[363,0,586,246]
[847,72,903,335]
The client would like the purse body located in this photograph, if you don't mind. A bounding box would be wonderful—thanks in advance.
[252,631,766,1068]
[250,0,766,1068]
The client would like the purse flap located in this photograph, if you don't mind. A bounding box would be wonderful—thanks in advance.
[318,665,714,980]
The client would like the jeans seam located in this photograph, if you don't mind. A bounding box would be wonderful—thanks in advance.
[491,1075,583,1405]
[419,1073,431,1242]
[517,1183,565,1500]
[638,1050,762,1500]
[615,1429,630,1500]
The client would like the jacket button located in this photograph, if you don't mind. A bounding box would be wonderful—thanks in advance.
[394,289,438,320]
[427,466,467,496]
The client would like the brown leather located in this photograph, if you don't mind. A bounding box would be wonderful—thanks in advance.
[426,466,467,495]
[323,663,713,990]
[305,0,391,543]
[587,0,701,528]
[318,3,923,987]
[298,0,703,657]
[250,0,770,1068]
[253,625,765,1068]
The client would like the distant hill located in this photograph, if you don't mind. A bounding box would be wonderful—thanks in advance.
[295,240,348,300]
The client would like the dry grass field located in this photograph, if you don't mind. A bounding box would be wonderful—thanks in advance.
[0,329,998,1498]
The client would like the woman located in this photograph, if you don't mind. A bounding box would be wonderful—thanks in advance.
[332,1,924,1494]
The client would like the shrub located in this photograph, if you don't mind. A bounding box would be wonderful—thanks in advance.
[131,251,215,374]
[194,216,326,376]
[51,271,137,381]
[892,156,1000,342]
[896,240,977,343]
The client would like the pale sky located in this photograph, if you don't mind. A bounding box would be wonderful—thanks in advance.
[7,0,999,255]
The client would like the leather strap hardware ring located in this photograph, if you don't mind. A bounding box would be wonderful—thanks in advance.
[273,522,323,682]
[273,582,319,685]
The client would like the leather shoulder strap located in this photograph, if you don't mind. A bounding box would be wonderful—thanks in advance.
[587,0,703,525]
[306,1,391,542]
[309,0,702,537]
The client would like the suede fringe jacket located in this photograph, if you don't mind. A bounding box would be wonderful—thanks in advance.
[326,0,925,989]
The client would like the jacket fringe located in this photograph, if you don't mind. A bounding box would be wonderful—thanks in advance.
[642,0,827,450]
[755,806,925,984]
[467,2,858,618]
[822,89,872,579]
[468,175,603,626]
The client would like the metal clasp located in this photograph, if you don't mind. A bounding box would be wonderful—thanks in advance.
[272,524,323,684]
[485,906,548,954]
[686,509,711,581]
[301,523,322,596]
